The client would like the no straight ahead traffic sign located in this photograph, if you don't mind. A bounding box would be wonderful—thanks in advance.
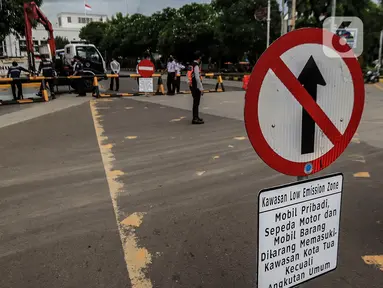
[244,28,365,176]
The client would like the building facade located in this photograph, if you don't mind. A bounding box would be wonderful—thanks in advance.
[3,12,108,57]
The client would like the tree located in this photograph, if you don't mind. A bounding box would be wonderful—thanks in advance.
[157,4,218,62]
[212,0,281,63]
[79,21,108,47]
[55,36,69,49]
[0,0,43,41]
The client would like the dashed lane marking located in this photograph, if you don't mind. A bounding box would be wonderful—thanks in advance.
[353,172,371,178]
[348,154,366,163]
[90,100,153,288]
[170,116,186,122]
[125,136,138,139]
[362,255,383,271]
[234,136,247,140]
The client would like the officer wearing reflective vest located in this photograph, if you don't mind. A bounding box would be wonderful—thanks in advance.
[38,55,56,99]
[190,52,204,124]
[186,63,193,90]
[7,61,29,100]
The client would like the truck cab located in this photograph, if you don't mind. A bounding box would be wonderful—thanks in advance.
[50,44,106,92]
[63,44,106,75]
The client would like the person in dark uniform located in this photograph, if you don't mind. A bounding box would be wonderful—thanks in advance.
[37,55,56,99]
[7,61,29,100]
[191,52,204,124]
[73,56,86,97]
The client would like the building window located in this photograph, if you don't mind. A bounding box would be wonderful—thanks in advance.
[67,16,72,23]
[19,40,27,52]
[58,17,62,27]
[33,40,39,52]
[78,17,90,24]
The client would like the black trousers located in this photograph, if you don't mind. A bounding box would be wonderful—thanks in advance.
[11,82,22,100]
[175,75,181,93]
[110,72,119,91]
[191,88,201,119]
[167,72,175,94]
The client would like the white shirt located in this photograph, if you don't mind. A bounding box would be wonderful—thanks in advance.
[110,60,120,74]
[193,64,203,91]
[175,63,185,75]
[167,61,176,72]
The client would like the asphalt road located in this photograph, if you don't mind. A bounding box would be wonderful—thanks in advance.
[0,83,382,287]
[99,76,241,94]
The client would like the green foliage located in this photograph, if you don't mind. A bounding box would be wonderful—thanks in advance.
[77,0,383,66]
[79,21,108,48]
[55,36,69,49]
[0,0,43,41]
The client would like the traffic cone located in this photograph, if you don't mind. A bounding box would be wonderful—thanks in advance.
[41,80,49,102]
[215,75,225,92]
[242,75,250,90]
[92,76,100,98]
[156,76,165,95]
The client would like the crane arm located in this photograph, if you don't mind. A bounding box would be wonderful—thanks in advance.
[24,2,56,70]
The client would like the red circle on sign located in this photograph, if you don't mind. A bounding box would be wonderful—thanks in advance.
[137,59,155,78]
[245,28,365,176]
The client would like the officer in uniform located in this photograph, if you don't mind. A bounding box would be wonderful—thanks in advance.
[109,57,120,91]
[37,55,56,99]
[166,56,176,95]
[73,56,86,97]
[7,61,30,101]
[191,52,204,124]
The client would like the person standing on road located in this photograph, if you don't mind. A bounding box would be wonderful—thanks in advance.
[191,52,204,124]
[73,56,86,97]
[175,59,185,94]
[109,58,120,92]
[7,61,29,101]
[37,55,56,99]
[166,56,176,95]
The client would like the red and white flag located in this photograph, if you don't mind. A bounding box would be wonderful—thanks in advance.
[85,3,92,11]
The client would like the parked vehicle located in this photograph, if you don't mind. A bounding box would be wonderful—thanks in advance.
[364,70,380,83]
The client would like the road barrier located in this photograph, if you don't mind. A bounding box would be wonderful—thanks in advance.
[0,72,227,105]
[0,76,51,105]
[92,73,226,98]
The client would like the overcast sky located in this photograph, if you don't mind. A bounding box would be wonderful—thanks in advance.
[42,0,212,20]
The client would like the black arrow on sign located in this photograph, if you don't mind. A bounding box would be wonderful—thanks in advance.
[298,56,327,155]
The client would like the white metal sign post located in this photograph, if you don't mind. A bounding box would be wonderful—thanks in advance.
[257,173,343,288]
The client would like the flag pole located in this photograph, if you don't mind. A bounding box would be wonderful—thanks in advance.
[84,0,87,16]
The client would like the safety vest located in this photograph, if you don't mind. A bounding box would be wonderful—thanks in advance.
[187,69,192,86]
